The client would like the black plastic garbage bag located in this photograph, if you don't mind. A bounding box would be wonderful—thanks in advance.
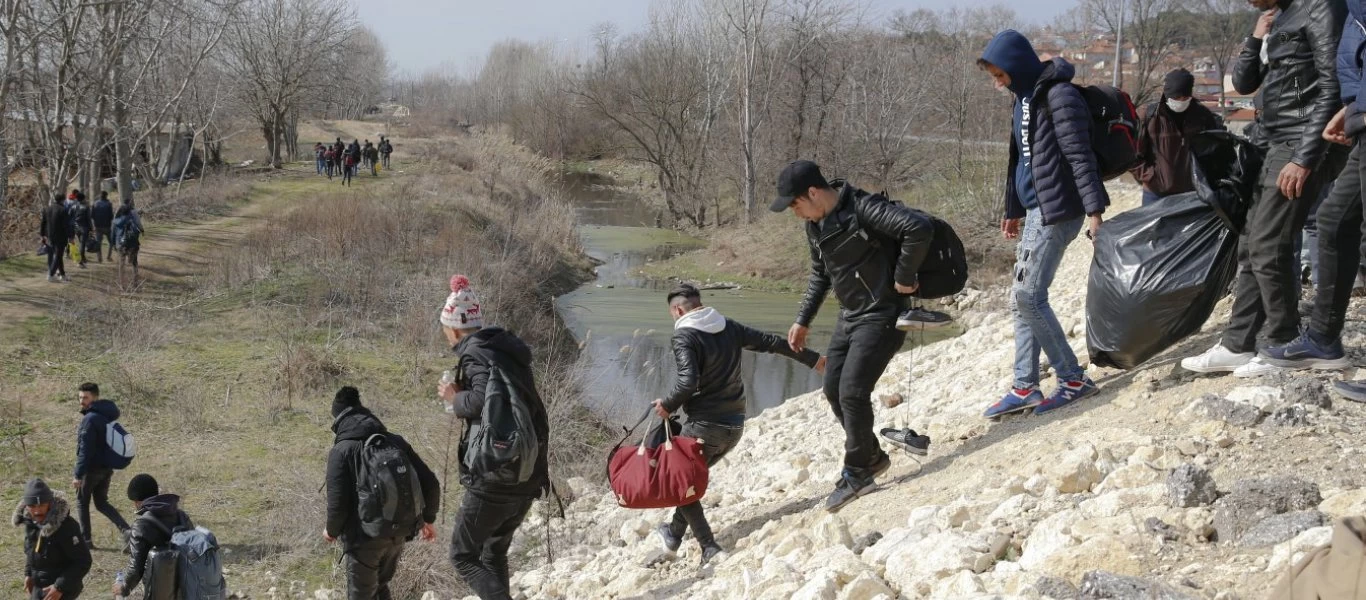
[1086,131,1262,370]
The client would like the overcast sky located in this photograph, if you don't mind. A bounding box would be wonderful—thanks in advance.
[359,0,1072,75]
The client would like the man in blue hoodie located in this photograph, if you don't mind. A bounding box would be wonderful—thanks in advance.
[73,383,130,548]
[1266,0,1366,395]
[977,30,1109,419]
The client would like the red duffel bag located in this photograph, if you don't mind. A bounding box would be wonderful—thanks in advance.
[607,413,709,509]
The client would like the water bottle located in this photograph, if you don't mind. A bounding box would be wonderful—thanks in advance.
[439,370,455,413]
[115,570,125,595]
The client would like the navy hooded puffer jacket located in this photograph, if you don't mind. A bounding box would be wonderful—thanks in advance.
[1341,0,1366,108]
[983,30,1109,226]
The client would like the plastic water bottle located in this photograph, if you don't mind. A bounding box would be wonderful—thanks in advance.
[439,370,455,413]
[115,570,125,595]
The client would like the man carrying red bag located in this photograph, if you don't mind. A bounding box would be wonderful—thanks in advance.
[650,284,826,565]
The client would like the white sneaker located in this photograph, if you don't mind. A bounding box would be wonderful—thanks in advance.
[1181,344,1254,374]
[1233,357,1285,379]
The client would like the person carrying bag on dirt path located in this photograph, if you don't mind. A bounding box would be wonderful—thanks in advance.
[40,194,71,283]
[14,478,91,600]
[324,386,440,600]
[648,283,826,565]
[771,160,954,513]
[436,275,551,600]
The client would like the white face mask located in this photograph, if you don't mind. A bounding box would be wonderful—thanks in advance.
[1166,98,1192,113]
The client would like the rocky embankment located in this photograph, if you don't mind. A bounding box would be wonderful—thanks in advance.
[466,184,1366,600]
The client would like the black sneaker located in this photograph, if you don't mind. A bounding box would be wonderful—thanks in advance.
[896,307,953,331]
[880,428,930,456]
[868,452,892,478]
[825,472,877,513]
[656,524,681,554]
[700,543,724,566]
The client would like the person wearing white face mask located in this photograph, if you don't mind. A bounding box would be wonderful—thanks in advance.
[1130,68,1224,206]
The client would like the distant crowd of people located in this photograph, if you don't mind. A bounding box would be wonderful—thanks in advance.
[315,136,392,186]
[38,189,143,286]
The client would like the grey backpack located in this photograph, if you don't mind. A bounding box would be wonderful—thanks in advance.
[142,516,227,600]
[462,365,540,485]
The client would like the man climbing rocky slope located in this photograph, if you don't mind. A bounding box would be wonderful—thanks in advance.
[489,183,1366,599]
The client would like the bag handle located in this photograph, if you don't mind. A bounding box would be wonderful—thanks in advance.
[635,413,673,456]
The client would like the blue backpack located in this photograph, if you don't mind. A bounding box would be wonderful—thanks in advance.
[143,516,227,600]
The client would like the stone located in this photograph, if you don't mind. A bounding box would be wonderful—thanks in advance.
[1267,526,1333,572]
[1019,510,1080,571]
[931,570,986,596]
[1174,438,1206,457]
[1034,576,1081,599]
[838,573,896,600]
[1237,511,1328,547]
[1025,474,1052,496]
[1078,571,1195,599]
[1319,489,1366,518]
[881,393,903,408]
[1225,386,1283,412]
[881,531,987,590]
[1168,464,1219,508]
[1185,394,1266,427]
[1047,446,1103,494]
[989,493,1039,525]
[1269,404,1311,427]
[816,514,855,548]
[1145,517,1181,542]
[790,572,840,600]
[1281,378,1331,409]
[1099,464,1165,491]
[421,593,440,600]
[1214,476,1321,543]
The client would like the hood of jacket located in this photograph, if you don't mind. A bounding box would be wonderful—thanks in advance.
[1034,57,1077,92]
[454,327,533,370]
[80,399,119,421]
[136,494,181,519]
[675,306,727,333]
[982,30,1045,97]
[12,494,72,538]
[331,406,387,442]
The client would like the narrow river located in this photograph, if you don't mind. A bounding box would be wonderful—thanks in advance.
[554,172,959,423]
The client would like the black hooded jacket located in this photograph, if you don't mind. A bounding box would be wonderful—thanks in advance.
[796,183,936,327]
[325,408,440,547]
[13,495,91,595]
[452,327,551,499]
[662,307,819,421]
[122,494,193,597]
[75,399,122,478]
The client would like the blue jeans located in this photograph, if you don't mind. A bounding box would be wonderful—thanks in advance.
[1141,189,1163,206]
[315,157,325,174]
[1012,208,1085,389]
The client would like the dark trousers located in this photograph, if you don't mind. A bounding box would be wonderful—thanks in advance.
[667,420,743,547]
[450,493,533,600]
[382,153,391,168]
[94,227,113,261]
[77,467,128,541]
[1311,141,1366,341]
[344,536,405,600]
[1223,142,1346,352]
[824,316,905,476]
[75,230,89,265]
[47,244,67,277]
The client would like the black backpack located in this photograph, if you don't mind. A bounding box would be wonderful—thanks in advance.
[1040,83,1141,181]
[354,433,424,539]
[849,193,969,300]
[462,364,541,486]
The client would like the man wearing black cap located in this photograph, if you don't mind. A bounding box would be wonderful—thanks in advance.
[13,478,91,600]
[771,160,953,512]
[649,283,826,563]
[1132,68,1224,205]
[324,387,441,600]
[114,474,194,598]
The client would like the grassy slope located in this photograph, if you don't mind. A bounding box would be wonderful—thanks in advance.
[0,129,589,597]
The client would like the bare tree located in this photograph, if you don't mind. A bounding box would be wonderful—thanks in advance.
[1198,0,1257,114]
[1086,0,1190,104]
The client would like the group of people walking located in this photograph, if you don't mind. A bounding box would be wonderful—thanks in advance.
[315,137,392,186]
[38,189,144,285]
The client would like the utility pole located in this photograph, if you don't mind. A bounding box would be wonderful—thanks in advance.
[1113,0,1127,88]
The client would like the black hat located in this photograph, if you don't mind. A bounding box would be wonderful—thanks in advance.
[332,386,362,417]
[666,283,701,304]
[126,474,159,502]
[1163,68,1195,99]
[22,478,53,506]
[771,160,829,213]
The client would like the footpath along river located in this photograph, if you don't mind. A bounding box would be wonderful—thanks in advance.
[553,172,959,422]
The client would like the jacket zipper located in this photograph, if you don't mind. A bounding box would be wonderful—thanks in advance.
[855,270,874,296]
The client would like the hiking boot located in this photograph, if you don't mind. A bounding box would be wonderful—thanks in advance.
[896,307,953,331]
[1034,377,1098,415]
[656,524,681,554]
[984,388,1043,418]
[700,543,725,566]
[824,471,876,513]
[1261,332,1351,370]
[1232,357,1285,379]
[880,428,930,456]
[1332,380,1366,403]
[1181,343,1253,374]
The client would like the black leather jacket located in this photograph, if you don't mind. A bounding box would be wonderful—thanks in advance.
[796,182,935,326]
[122,495,193,597]
[1232,0,1346,167]
[661,308,820,421]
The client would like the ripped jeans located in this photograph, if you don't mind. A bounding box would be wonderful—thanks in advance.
[1011,208,1085,390]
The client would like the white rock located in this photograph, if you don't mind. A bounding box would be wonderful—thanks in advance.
[790,572,840,600]
[1226,385,1284,411]
[931,570,986,596]
[1319,489,1366,518]
[1046,446,1102,494]
[838,573,896,600]
[1267,526,1333,572]
[619,517,652,544]
[1079,485,1167,519]
[1018,510,1080,571]
[987,494,1039,526]
[421,592,440,600]
[1023,475,1052,496]
[816,514,855,548]
[882,531,989,594]
[313,590,340,600]
[1097,464,1164,491]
